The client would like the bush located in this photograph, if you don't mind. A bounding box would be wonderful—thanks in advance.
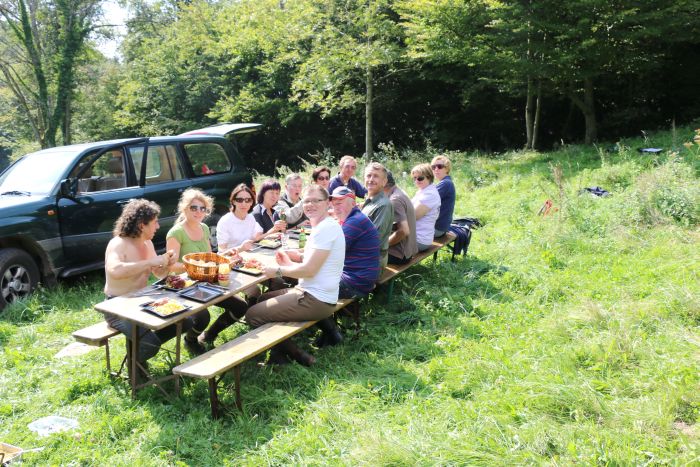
[625,157,699,226]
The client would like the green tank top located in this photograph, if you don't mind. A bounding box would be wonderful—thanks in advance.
[166,223,211,260]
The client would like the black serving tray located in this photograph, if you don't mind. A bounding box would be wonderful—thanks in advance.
[177,283,225,303]
[141,298,191,318]
[233,264,264,276]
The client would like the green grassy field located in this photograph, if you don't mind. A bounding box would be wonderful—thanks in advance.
[1,126,698,465]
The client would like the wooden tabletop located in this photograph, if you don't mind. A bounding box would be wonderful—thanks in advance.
[95,256,272,330]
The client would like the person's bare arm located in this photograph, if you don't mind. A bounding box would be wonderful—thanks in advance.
[414,202,429,220]
[388,220,410,246]
[106,242,170,279]
[264,247,329,279]
[166,237,186,274]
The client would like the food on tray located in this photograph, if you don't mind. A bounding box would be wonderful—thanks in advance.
[237,258,263,274]
[148,298,186,316]
[258,238,281,248]
[165,274,186,289]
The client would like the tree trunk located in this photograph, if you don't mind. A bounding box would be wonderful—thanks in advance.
[567,77,598,144]
[533,80,542,149]
[365,66,373,159]
[63,93,72,145]
[525,77,534,149]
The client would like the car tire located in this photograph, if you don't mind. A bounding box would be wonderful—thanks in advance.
[0,248,40,310]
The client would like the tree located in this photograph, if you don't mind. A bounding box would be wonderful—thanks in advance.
[291,0,405,158]
[0,0,101,148]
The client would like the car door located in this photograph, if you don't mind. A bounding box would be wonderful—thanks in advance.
[57,148,144,269]
[128,143,190,250]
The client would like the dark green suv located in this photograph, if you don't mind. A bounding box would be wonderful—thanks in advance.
[0,123,259,310]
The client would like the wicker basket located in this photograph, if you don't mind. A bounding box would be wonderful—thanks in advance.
[182,252,229,283]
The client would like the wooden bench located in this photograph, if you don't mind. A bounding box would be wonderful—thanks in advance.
[173,298,355,418]
[378,231,456,300]
[174,234,457,418]
[72,321,121,374]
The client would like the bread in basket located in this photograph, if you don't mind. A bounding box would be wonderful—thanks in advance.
[182,252,230,282]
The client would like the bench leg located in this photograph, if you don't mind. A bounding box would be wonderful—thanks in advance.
[104,340,111,374]
[433,251,438,262]
[208,378,220,419]
[387,279,394,302]
[234,366,242,411]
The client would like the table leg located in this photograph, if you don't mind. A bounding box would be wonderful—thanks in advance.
[175,321,182,396]
[234,366,242,411]
[130,322,138,399]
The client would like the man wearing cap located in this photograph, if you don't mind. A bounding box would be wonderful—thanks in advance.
[361,162,393,268]
[331,186,381,299]
[384,170,418,265]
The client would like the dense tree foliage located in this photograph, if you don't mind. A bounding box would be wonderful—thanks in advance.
[1,0,700,169]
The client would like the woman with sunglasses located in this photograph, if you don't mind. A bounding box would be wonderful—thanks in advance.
[216,184,263,254]
[411,163,441,252]
[430,155,455,237]
[312,166,332,191]
[166,188,248,354]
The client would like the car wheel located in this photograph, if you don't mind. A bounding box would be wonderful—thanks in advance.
[0,248,40,310]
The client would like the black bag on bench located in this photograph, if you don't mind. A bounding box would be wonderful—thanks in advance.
[448,217,481,256]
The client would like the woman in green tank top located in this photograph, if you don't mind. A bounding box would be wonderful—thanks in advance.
[165,188,248,355]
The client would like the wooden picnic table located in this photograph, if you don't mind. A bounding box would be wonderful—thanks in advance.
[93,247,280,398]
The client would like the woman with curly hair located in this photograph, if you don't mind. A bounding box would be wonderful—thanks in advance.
[166,188,248,354]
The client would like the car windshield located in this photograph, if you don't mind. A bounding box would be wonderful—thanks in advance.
[0,150,81,195]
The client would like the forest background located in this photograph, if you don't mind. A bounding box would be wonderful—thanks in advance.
[1,0,700,171]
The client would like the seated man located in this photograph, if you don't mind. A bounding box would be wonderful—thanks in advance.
[245,185,345,366]
[103,199,179,375]
[273,173,308,229]
[361,162,393,268]
[384,170,418,265]
[331,186,381,299]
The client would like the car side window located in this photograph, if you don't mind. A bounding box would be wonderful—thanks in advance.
[71,149,127,193]
[129,144,184,185]
[183,143,231,176]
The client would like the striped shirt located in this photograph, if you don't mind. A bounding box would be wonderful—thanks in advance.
[340,207,381,293]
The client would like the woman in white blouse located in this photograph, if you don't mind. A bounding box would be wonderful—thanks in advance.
[411,163,441,251]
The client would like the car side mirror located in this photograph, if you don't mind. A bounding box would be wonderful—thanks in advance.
[59,178,78,200]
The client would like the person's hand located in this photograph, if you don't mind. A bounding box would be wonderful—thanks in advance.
[263,266,278,279]
[285,249,303,263]
[275,250,293,266]
[274,220,287,232]
[165,249,176,265]
[240,239,255,251]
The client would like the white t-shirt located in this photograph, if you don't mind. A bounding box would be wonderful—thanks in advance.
[412,184,441,245]
[216,212,262,250]
[299,216,345,304]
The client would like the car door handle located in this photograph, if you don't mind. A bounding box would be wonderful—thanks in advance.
[116,199,132,205]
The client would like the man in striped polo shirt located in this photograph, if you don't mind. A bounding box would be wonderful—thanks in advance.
[313,186,381,347]
[331,186,381,299]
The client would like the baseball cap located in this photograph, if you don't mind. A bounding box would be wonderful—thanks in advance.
[329,186,356,200]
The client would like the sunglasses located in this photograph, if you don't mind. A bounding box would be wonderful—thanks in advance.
[431,164,445,170]
[189,205,210,213]
[234,197,253,203]
[316,176,330,181]
[413,176,426,182]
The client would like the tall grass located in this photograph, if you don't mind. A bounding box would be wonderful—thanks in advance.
[0,126,698,464]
